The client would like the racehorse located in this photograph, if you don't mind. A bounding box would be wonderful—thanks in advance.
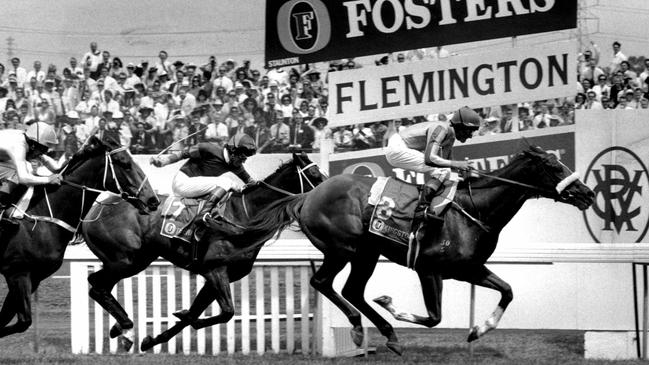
[242,145,595,355]
[0,135,159,338]
[80,152,326,351]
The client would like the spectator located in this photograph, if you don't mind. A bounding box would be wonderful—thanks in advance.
[608,41,628,74]
[204,109,229,145]
[212,65,233,93]
[268,111,290,152]
[332,125,354,151]
[170,114,190,151]
[252,115,273,152]
[130,122,155,154]
[311,117,331,152]
[10,57,28,87]
[288,110,314,151]
[26,60,46,84]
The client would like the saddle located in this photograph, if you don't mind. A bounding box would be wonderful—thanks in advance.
[160,195,209,243]
[0,186,33,225]
[159,193,241,244]
[367,177,457,268]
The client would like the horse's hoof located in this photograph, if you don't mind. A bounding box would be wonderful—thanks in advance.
[386,340,403,356]
[173,309,192,322]
[140,335,155,352]
[467,325,480,342]
[109,323,122,339]
[118,335,133,352]
[373,295,392,307]
[350,325,364,347]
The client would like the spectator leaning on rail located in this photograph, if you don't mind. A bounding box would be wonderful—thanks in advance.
[149,133,257,230]
[0,122,64,225]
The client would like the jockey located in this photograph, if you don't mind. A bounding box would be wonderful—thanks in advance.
[0,122,64,224]
[150,133,257,225]
[385,106,481,225]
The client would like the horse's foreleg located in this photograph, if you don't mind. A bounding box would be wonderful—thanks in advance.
[341,248,404,355]
[375,269,444,328]
[310,255,364,346]
[455,265,512,342]
[88,257,154,351]
[0,273,32,338]
[141,283,215,351]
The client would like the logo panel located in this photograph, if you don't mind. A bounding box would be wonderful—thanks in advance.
[583,146,649,243]
[276,0,331,54]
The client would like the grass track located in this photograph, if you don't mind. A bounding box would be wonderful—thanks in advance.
[0,328,647,364]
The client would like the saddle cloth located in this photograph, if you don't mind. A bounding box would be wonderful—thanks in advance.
[160,195,206,243]
[367,176,459,246]
[368,177,419,245]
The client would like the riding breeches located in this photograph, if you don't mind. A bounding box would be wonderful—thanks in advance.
[172,171,245,198]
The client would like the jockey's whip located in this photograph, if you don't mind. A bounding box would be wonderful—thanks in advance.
[155,125,208,157]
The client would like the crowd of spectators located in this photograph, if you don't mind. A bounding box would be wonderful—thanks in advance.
[0,40,646,158]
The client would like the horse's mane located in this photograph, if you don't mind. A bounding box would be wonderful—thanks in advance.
[63,135,119,177]
[234,157,300,195]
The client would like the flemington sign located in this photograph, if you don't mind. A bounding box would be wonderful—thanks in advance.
[265,0,577,68]
[327,41,575,127]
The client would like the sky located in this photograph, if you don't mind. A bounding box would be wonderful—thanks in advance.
[1,0,649,71]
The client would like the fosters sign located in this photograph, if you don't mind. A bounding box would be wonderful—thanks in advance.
[265,0,577,68]
[327,41,575,127]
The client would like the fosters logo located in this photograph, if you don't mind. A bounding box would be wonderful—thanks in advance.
[272,0,331,66]
[583,147,649,243]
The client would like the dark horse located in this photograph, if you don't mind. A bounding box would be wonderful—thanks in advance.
[243,145,595,355]
[0,135,159,338]
[81,152,326,351]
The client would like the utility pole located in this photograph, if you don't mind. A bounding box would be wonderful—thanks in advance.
[6,36,15,62]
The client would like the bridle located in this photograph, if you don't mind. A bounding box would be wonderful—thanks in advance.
[460,154,581,232]
[23,145,150,232]
[258,160,324,197]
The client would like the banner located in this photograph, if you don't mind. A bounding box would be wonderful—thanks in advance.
[327,41,576,127]
[265,0,577,68]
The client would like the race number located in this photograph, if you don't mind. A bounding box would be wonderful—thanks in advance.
[375,196,395,220]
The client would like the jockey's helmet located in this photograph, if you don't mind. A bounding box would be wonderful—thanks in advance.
[25,122,59,148]
[227,133,257,157]
[451,106,482,130]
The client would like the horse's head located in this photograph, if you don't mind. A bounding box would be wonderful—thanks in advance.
[252,151,327,194]
[63,135,160,213]
[514,145,594,210]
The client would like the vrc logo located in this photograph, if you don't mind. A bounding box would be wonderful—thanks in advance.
[583,146,649,243]
[276,0,331,54]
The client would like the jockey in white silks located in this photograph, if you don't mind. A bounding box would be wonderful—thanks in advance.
[0,122,64,224]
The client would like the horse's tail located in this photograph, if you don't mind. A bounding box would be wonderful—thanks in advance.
[229,194,306,254]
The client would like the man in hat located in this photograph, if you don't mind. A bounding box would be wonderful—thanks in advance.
[175,86,196,117]
[385,106,480,237]
[212,65,234,92]
[0,121,63,224]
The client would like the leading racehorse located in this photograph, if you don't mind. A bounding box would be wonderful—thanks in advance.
[0,135,159,338]
[243,145,594,355]
[80,152,326,351]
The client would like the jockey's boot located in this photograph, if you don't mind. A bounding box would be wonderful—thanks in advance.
[198,188,228,224]
[196,188,243,236]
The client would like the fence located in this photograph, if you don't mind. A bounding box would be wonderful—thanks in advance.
[70,260,323,355]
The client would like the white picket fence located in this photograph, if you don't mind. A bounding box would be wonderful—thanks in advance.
[70,260,323,355]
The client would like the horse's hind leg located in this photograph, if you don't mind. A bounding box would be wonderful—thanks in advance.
[0,273,33,338]
[452,265,512,342]
[140,281,216,351]
[341,247,404,355]
[311,255,364,346]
